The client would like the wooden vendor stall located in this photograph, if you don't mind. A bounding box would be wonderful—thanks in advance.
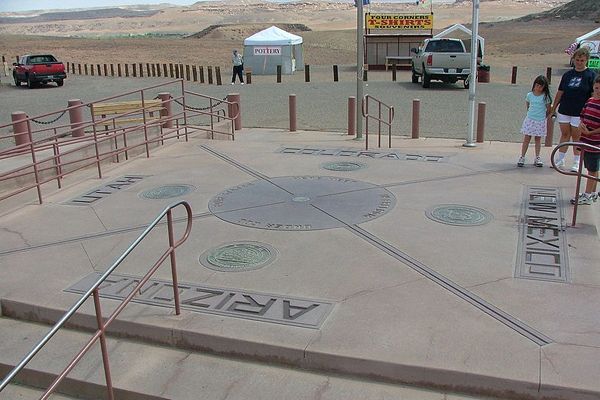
[364,12,433,70]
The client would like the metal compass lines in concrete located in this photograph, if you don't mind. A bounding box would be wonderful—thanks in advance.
[201,144,553,346]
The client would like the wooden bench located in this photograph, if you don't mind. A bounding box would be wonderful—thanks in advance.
[91,99,164,129]
[385,56,412,70]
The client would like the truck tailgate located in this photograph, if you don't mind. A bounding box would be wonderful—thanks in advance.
[432,53,470,70]
[32,63,64,74]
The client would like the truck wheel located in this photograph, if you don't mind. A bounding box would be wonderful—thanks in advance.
[56,79,64,87]
[13,74,20,86]
[463,76,470,89]
[411,69,419,83]
[422,70,431,88]
[27,76,35,89]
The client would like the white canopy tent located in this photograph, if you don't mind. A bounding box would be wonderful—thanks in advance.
[243,26,304,75]
[434,24,484,60]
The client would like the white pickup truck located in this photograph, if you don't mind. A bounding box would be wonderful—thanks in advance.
[411,38,471,89]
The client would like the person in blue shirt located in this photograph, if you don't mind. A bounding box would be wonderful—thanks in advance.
[518,75,552,167]
[550,47,596,171]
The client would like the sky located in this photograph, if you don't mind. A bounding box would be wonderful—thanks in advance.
[0,1,198,12]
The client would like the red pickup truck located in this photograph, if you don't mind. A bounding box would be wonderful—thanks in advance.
[13,54,67,88]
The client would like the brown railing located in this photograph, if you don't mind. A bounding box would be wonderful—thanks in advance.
[362,94,395,150]
[0,79,238,205]
[551,141,600,227]
[0,200,193,399]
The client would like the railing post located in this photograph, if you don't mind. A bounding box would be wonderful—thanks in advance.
[277,65,282,83]
[12,111,30,146]
[166,210,181,315]
[511,66,517,84]
[289,94,297,132]
[305,64,310,82]
[476,101,486,143]
[546,67,552,84]
[411,99,420,139]
[392,65,397,82]
[158,92,174,129]
[68,99,85,137]
[227,93,242,130]
[348,96,356,136]
[93,289,115,400]
[333,65,339,82]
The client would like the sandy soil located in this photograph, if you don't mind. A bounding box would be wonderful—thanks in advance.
[0,0,594,71]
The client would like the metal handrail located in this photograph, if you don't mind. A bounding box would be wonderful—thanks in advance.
[0,80,231,205]
[362,94,395,150]
[0,201,193,399]
[550,141,600,227]
[183,89,239,141]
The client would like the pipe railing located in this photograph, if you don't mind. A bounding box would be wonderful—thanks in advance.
[182,89,239,140]
[0,80,232,205]
[550,141,600,227]
[0,200,193,399]
[362,94,395,150]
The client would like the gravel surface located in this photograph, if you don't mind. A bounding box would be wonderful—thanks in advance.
[0,64,565,149]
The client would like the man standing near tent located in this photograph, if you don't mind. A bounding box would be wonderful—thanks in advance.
[231,49,244,85]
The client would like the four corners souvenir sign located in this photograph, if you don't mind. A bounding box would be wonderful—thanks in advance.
[365,13,433,31]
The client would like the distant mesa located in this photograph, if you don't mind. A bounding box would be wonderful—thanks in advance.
[185,23,312,40]
[0,8,160,24]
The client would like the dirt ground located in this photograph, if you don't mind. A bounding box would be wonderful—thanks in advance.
[0,0,594,72]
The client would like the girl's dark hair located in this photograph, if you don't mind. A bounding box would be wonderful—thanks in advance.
[595,75,600,84]
[532,75,552,103]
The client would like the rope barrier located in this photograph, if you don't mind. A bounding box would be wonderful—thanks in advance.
[171,95,228,111]
[30,110,67,125]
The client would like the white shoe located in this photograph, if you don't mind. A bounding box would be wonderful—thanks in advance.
[517,156,525,167]
[570,161,580,172]
[534,156,543,167]
[241,82,245,85]
[554,158,565,169]
[231,82,235,85]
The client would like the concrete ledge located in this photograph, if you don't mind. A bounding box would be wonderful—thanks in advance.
[3,299,599,400]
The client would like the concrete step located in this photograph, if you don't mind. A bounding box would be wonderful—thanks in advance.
[0,317,500,400]
[2,383,77,399]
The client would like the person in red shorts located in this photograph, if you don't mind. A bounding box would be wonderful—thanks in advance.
[572,75,600,205]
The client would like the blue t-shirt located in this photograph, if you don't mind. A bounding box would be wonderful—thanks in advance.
[557,68,596,116]
[526,92,551,121]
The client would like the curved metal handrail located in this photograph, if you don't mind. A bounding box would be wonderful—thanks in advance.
[550,141,600,178]
[0,200,193,398]
[362,94,395,150]
[550,141,600,227]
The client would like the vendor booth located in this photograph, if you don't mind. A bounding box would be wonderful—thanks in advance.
[243,26,304,75]
[364,12,433,70]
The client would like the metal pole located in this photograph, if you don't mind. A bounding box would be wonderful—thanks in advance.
[464,0,479,148]
[356,0,364,139]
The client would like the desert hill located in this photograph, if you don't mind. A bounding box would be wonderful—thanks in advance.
[0,0,593,71]
[519,0,600,22]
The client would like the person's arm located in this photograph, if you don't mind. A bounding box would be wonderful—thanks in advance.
[551,90,563,115]
[525,101,530,113]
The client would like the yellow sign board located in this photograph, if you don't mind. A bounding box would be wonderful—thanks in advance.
[366,13,433,30]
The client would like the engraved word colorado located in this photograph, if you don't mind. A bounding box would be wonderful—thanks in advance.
[67,273,334,329]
